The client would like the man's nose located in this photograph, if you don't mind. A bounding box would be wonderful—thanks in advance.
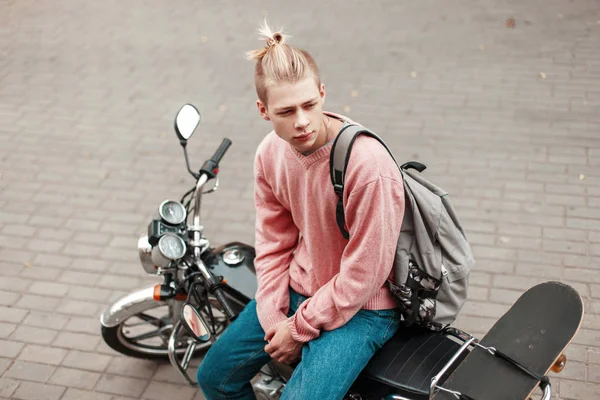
[294,110,309,130]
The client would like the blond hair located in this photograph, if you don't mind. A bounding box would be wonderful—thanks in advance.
[246,20,321,105]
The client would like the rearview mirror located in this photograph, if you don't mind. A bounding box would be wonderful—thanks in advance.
[181,303,211,342]
[174,104,201,142]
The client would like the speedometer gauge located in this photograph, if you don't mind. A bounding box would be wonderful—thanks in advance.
[159,200,187,225]
[158,234,186,260]
[151,233,187,268]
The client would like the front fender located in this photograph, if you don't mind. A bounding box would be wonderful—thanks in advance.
[100,286,165,328]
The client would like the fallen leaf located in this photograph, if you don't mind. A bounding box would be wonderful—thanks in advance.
[410,71,417,78]
[24,262,31,268]
[478,44,485,50]
[350,90,358,98]
[200,36,209,43]
[579,174,585,181]
[539,72,547,79]
[505,18,516,28]
[219,105,227,112]
[343,106,351,113]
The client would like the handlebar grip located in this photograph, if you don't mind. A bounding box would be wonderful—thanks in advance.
[211,138,232,165]
[213,286,237,321]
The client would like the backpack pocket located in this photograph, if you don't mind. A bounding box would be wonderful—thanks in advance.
[388,258,444,330]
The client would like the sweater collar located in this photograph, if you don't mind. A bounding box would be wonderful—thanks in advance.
[288,111,353,168]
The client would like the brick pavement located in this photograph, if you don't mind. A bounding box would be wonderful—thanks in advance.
[1,0,599,398]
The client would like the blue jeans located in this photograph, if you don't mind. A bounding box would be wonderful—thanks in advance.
[197,288,400,400]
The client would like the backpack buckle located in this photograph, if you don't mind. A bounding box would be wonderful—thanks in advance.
[333,184,344,195]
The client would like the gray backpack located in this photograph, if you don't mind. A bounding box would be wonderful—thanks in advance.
[330,123,474,331]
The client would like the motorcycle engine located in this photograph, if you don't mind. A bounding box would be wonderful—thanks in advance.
[253,372,284,400]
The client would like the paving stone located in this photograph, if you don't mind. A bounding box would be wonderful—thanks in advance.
[62,350,112,372]
[4,360,56,383]
[94,375,148,398]
[49,367,101,390]
[17,344,68,366]
[11,381,66,400]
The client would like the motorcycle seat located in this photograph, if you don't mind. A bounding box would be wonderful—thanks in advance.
[361,326,470,396]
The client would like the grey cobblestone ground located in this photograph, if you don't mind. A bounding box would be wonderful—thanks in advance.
[1,0,599,398]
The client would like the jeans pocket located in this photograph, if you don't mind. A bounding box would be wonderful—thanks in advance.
[374,308,401,319]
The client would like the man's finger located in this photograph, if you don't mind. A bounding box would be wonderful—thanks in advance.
[264,342,274,354]
[271,350,283,360]
[264,330,275,342]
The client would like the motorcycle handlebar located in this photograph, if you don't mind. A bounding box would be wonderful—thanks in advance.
[213,286,238,321]
[199,138,232,179]
[211,138,232,165]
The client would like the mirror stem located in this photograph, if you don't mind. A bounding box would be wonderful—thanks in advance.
[181,142,199,179]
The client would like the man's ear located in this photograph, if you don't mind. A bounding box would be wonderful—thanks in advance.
[256,100,270,121]
[320,83,326,104]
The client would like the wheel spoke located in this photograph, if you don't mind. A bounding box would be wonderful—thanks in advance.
[133,313,163,327]
[127,329,164,342]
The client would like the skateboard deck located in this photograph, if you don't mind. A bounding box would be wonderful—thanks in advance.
[433,281,584,400]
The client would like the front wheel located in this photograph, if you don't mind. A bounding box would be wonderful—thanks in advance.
[101,299,228,360]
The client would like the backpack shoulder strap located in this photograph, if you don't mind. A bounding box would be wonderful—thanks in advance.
[329,123,400,239]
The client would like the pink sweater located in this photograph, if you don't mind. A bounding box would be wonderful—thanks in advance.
[253,114,405,343]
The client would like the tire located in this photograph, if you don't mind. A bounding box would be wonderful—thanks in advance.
[101,301,228,360]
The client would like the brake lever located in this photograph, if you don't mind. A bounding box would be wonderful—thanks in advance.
[202,177,219,194]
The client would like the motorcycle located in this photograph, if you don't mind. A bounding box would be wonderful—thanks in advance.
[100,104,558,400]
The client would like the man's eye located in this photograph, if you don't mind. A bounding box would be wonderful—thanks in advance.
[279,110,292,116]
[305,103,316,109]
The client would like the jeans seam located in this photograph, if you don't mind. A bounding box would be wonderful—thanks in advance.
[338,321,376,393]
[218,347,265,396]
[382,318,397,342]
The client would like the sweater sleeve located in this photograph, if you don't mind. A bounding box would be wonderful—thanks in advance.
[254,155,300,335]
[287,175,404,342]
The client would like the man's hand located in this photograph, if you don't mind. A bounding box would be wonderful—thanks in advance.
[264,320,303,364]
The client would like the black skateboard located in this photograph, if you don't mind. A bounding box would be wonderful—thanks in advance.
[433,281,584,400]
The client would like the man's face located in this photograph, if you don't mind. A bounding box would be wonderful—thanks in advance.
[257,76,327,153]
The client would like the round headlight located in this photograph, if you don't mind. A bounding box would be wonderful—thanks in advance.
[137,234,157,274]
[159,200,187,225]
[151,233,187,268]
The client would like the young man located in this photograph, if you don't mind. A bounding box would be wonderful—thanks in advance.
[197,21,405,400]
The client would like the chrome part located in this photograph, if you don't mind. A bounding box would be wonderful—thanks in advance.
[159,200,187,225]
[541,381,552,400]
[473,342,496,356]
[100,287,165,328]
[152,233,187,268]
[429,337,477,399]
[382,396,412,400]
[201,176,220,194]
[432,385,463,398]
[168,321,197,386]
[223,248,245,266]
[188,173,214,278]
[189,237,210,252]
[253,372,285,400]
[138,235,157,274]
[192,174,209,235]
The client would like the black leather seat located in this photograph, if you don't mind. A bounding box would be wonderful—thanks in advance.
[362,327,470,396]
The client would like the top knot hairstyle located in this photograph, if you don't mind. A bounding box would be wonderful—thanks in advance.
[246,20,321,105]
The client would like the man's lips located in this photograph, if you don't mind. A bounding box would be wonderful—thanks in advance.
[294,131,314,140]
